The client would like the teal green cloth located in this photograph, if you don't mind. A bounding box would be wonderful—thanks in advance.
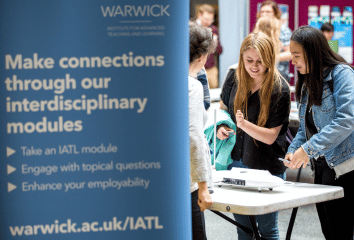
[204,109,236,170]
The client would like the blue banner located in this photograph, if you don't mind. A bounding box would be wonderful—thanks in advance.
[0,0,190,239]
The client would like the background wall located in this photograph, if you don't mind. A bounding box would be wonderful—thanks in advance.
[298,0,353,64]
[219,0,249,86]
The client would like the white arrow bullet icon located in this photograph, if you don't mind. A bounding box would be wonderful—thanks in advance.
[7,147,16,157]
[8,183,17,193]
[7,165,16,175]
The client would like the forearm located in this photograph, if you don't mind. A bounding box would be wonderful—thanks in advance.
[287,123,307,154]
[240,120,281,145]
[278,45,292,62]
[302,117,354,158]
[197,181,208,190]
[278,51,292,62]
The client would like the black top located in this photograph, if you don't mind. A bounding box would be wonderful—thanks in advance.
[306,105,328,167]
[305,106,317,140]
[305,68,334,168]
[305,67,333,141]
[221,69,290,175]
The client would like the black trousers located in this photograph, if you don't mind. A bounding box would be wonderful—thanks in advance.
[191,190,207,240]
[314,158,354,240]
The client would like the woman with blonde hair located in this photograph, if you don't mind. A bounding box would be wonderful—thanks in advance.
[217,32,290,240]
[253,16,282,63]
[257,0,293,82]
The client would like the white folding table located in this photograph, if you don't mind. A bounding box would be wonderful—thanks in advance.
[209,172,344,240]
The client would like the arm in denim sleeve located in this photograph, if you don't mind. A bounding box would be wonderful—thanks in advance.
[302,67,354,158]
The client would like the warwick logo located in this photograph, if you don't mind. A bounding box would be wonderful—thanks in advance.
[101,5,170,17]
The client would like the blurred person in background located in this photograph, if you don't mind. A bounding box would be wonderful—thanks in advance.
[196,4,223,89]
[320,22,335,41]
[253,16,282,65]
[258,0,292,82]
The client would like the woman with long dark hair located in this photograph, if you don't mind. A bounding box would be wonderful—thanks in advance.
[285,26,354,240]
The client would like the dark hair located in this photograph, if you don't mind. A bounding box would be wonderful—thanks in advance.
[320,22,334,32]
[257,0,282,20]
[189,24,213,63]
[291,26,353,106]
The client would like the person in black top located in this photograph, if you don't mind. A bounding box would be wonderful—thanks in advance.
[217,32,290,240]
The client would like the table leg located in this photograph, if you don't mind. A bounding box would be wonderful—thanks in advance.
[286,167,303,240]
[249,216,261,240]
[286,207,298,240]
[210,210,254,237]
[210,210,267,240]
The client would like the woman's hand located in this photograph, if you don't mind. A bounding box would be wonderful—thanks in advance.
[236,110,245,129]
[197,182,213,212]
[283,153,293,168]
[286,147,309,169]
[216,126,234,140]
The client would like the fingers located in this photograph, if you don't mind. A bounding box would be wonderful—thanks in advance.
[285,148,310,169]
[292,160,303,169]
[289,158,306,169]
[198,198,213,212]
[236,110,245,128]
[285,153,293,161]
[302,158,310,168]
[284,160,296,169]
[217,127,231,140]
[216,128,228,140]
[197,188,213,212]
[198,199,205,212]
[283,153,292,167]
[283,161,292,169]
[283,153,305,170]
[236,110,244,119]
[289,157,300,169]
[283,158,291,168]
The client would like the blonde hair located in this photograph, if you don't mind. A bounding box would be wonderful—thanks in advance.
[253,17,281,63]
[234,32,282,128]
[197,4,215,15]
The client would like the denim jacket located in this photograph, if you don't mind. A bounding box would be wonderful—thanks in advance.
[287,64,354,177]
